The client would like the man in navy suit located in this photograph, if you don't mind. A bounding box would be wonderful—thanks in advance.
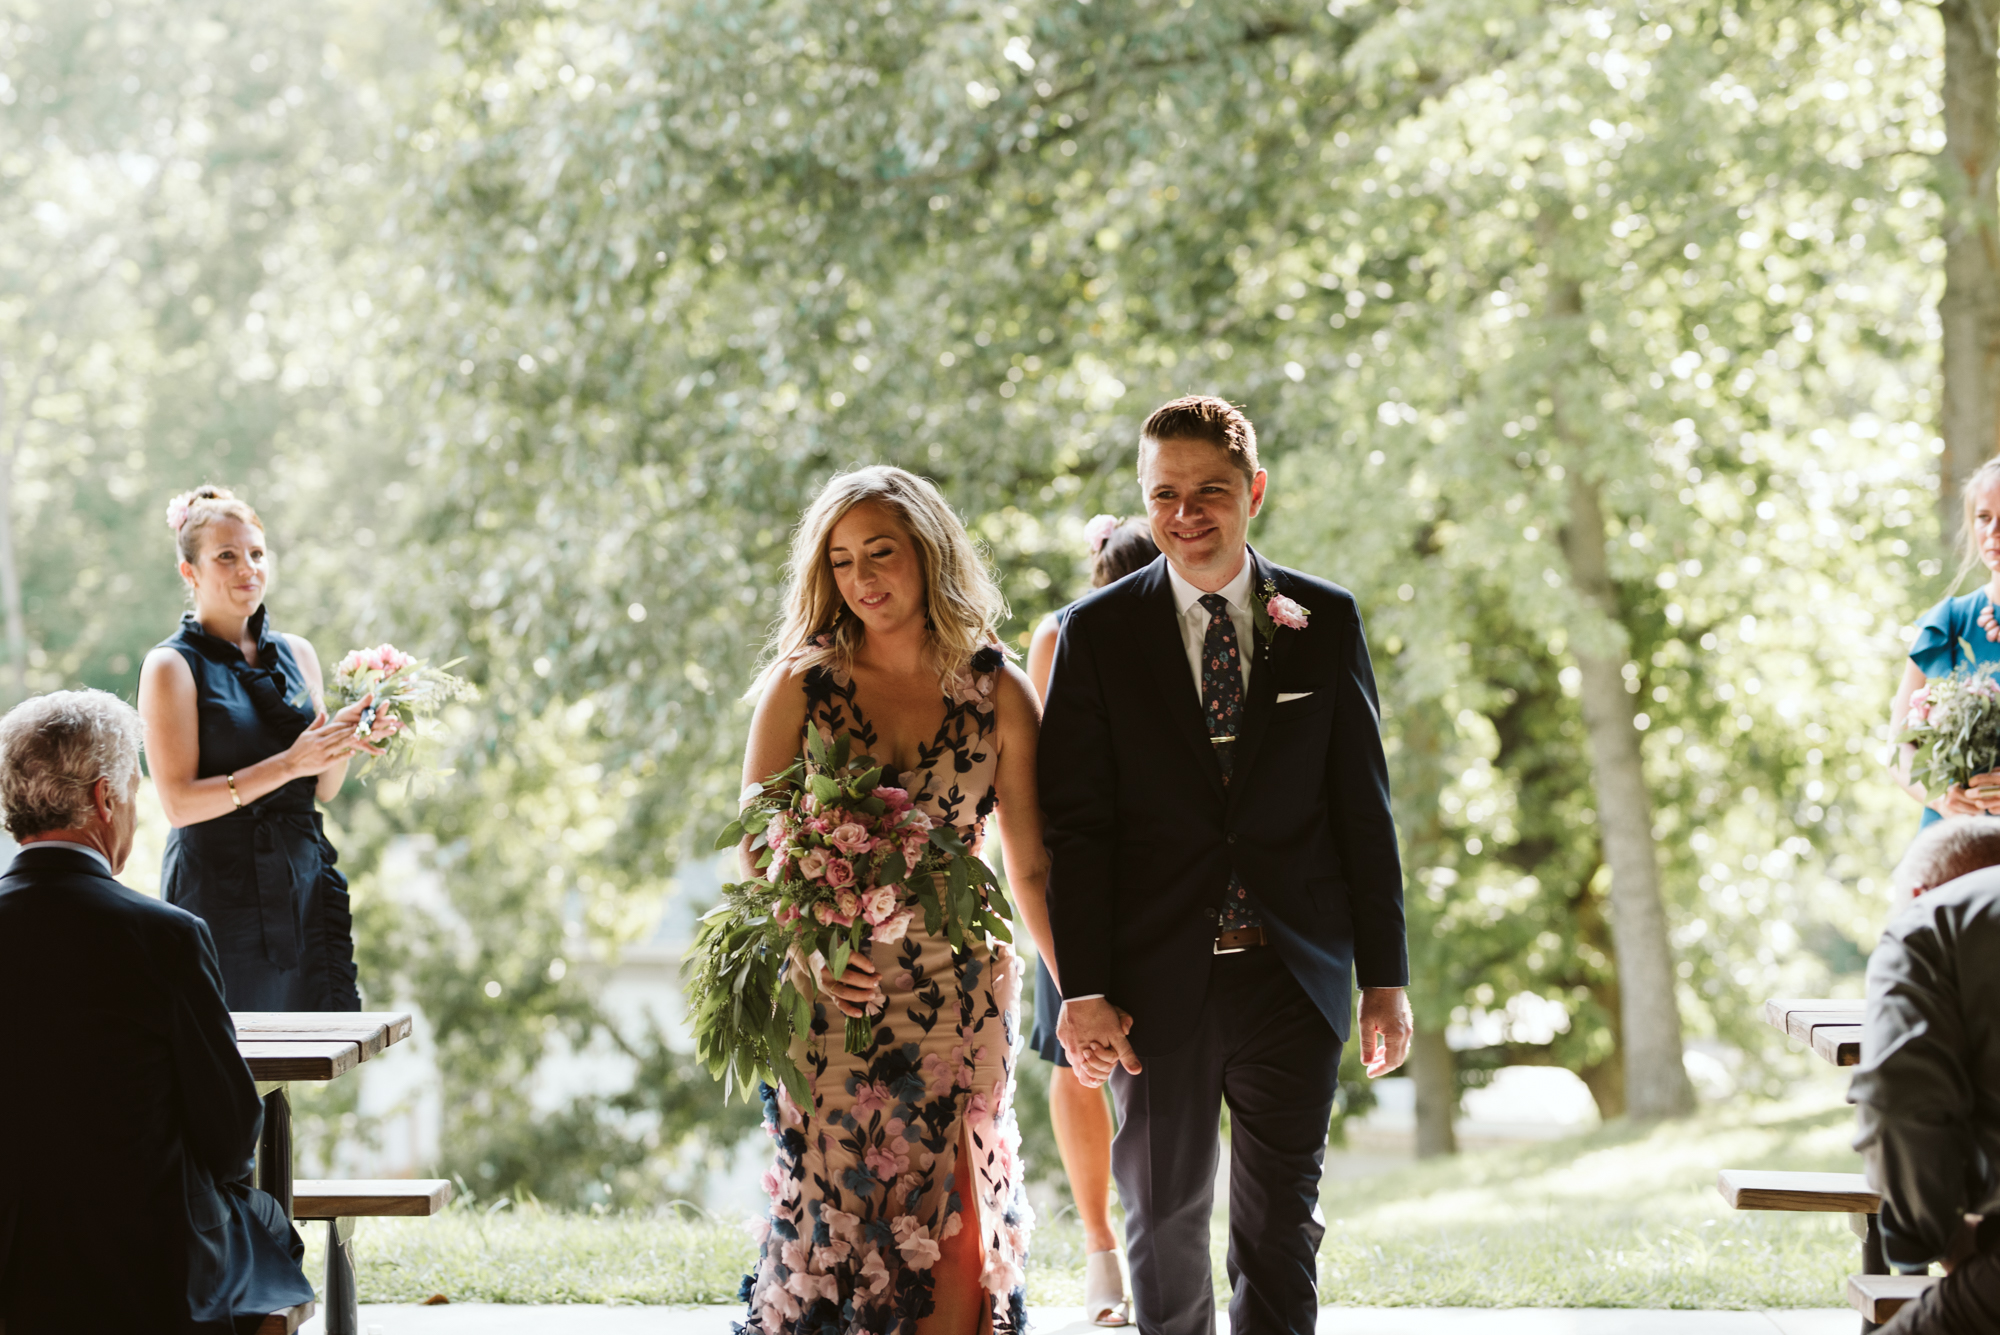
[0,689,312,1334]
[1039,396,1411,1334]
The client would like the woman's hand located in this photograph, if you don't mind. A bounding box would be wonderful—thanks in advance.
[1930,775,2000,817]
[817,949,883,1019]
[283,696,386,778]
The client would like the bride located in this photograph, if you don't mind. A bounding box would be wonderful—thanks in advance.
[733,466,1057,1335]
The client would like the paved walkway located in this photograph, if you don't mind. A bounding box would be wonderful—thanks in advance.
[313,1306,1858,1333]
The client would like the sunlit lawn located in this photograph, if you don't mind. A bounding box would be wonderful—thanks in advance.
[314,1084,1865,1308]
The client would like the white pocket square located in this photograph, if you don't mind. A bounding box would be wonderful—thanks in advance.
[1276,691,1314,703]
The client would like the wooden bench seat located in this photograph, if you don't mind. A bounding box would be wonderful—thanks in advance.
[293,1178,453,1219]
[1849,1272,1936,1322]
[252,1300,315,1334]
[1717,1168,1880,1213]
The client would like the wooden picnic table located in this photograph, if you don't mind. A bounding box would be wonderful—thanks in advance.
[1764,997,1864,1067]
[233,1011,412,1218]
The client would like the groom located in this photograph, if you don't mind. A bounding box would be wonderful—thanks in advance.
[1039,395,1411,1334]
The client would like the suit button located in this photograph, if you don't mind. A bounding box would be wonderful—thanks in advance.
[1226,833,1238,845]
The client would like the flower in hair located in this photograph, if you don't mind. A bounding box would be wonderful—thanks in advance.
[165,492,193,532]
[1084,514,1120,554]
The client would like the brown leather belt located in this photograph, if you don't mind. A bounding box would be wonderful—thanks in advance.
[1214,925,1267,954]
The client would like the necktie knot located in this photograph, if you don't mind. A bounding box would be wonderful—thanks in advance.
[1199,593,1231,622]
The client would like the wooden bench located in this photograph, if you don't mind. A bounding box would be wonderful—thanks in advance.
[1849,1272,1936,1323]
[1717,1168,1880,1214]
[292,1180,453,1335]
[252,1300,315,1334]
[1763,998,1864,1066]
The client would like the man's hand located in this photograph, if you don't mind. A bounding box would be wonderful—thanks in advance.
[1356,987,1413,1078]
[1058,997,1140,1089]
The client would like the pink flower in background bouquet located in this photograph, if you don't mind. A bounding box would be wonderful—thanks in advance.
[1896,648,2000,802]
[320,643,476,780]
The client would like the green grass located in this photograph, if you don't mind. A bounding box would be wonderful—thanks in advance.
[314,1084,1868,1308]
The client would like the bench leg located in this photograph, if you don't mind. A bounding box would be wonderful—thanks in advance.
[325,1217,358,1335]
[1857,1212,1886,1334]
[254,1087,292,1218]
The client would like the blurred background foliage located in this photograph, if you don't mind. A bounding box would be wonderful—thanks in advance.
[0,0,1954,1201]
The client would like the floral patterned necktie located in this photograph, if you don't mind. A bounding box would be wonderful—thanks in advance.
[1200,594,1263,934]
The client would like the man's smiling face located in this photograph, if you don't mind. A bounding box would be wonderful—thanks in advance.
[1139,434,1267,589]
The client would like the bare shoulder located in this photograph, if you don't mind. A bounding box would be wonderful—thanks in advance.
[139,645,194,698]
[281,633,321,670]
[749,660,813,725]
[991,661,1042,725]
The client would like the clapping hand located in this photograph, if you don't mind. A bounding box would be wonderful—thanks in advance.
[1058,997,1140,1088]
[285,695,388,776]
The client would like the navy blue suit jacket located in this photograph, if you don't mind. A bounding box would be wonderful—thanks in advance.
[0,846,310,1333]
[1038,549,1407,1056]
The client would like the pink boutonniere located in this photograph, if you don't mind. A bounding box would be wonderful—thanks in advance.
[1261,579,1310,630]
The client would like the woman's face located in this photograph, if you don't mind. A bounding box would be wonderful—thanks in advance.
[182,517,269,619]
[827,501,924,638]
[1976,479,2000,574]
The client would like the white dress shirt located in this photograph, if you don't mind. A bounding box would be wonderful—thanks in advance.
[13,839,113,874]
[1166,554,1257,702]
[1063,554,1257,1008]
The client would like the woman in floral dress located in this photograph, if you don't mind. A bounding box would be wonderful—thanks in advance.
[735,466,1058,1335]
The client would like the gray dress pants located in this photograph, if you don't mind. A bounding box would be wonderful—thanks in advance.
[1110,951,1344,1335]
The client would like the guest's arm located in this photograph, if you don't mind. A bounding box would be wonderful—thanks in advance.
[1852,921,1972,1269]
[139,648,378,826]
[169,917,265,1181]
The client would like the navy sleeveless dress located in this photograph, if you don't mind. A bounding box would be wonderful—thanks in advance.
[1909,589,2000,832]
[158,608,360,1011]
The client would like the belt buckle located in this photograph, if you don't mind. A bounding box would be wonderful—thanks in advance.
[1213,940,1247,955]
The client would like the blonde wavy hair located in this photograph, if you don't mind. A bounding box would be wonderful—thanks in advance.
[754,466,1009,694]
[1952,457,2000,593]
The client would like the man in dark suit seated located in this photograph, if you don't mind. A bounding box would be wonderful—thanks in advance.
[0,690,313,1334]
[1851,817,2000,1334]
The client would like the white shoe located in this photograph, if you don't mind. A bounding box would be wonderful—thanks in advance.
[1084,1248,1131,1327]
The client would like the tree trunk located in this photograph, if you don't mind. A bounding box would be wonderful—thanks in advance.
[1558,470,1694,1119]
[1938,0,2000,542]
[1570,863,1627,1120]
[1410,1025,1458,1158]
[0,362,30,704]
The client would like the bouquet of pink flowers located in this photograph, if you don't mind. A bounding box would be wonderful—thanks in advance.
[684,729,1013,1103]
[1898,649,2000,800]
[319,643,476,780]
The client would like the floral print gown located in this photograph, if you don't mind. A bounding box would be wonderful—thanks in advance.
[737,648,1031,1335]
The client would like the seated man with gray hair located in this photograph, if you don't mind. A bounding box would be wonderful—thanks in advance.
[0,690,312,1334]
[1851,815,2000,1333]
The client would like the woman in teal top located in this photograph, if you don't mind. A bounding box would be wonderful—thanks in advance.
[1894,460,2000,826]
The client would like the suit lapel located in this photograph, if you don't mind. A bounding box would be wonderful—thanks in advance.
[1133,558,1227,800]
[1226,548,1286,814]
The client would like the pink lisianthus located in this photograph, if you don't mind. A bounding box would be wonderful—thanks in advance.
[812,902,838,926]
[774,903,801,925]
[833,887,861,922]
[827,821,871,855]
[901,834,930,866]
[861,885,899,926]
[1908,686,1931,724]
[874,907,915,944]
[875,785,912,811]
[824,856,856,889]
[1266,593,1311,630]
[797,848,830,881]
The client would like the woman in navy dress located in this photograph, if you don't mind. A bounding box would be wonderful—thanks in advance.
[137,486,385,1010]
[1020,516,1158,1328]
[1893,460,2000,828]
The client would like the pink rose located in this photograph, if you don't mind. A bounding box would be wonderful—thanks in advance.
[1084,513,1120,554]
[875,785,911,811]
[874,908,915,944]
[1267,593,1311,630]
[827,822,871,855]
[861,885,899,926]
[797,849,830,881]
[824,857,856,889]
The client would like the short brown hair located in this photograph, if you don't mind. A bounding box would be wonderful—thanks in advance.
[1140,395,1259,484]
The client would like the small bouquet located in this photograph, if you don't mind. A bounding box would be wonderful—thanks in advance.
[318,643,477,780]
[682,728,1013,1104]
[1897,648,2000,800]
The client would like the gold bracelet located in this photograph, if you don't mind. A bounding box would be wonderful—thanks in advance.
[226,772,242,809]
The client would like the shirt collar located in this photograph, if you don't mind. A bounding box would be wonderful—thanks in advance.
[14,839,113,874]
[1166,551,1256,617]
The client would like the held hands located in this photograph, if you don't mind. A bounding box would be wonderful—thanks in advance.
[815,948,883,1020]
[1356,987,1414,1078]
[1057,996,1140,1089]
